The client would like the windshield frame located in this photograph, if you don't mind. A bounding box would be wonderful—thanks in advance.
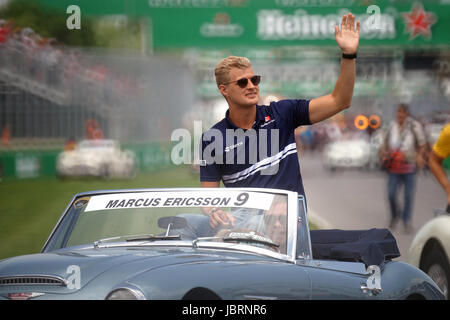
[41,188,302,262]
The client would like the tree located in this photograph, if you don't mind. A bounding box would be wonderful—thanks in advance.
[0,0,96,47]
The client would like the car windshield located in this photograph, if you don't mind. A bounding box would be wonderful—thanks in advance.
[46,189,296,256]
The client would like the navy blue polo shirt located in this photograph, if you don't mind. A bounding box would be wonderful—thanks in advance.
[200,99,311,198]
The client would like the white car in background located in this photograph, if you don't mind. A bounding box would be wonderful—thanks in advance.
[322,137,372,171]
[408,210,450,299]
[57,139,137,179]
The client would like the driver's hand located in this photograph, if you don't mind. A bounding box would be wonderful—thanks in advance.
[208,208,235,229]
[416,154,426,169]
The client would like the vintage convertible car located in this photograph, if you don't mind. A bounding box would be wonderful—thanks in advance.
[0,188,444,300]
[408,208,450,299]
[56,139,136,179]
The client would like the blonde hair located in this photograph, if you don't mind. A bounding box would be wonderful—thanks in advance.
[214,56,252,87]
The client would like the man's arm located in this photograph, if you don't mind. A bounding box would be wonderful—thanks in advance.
[379,127,390,161]
[410,121,427,168]
[415,145,427,169]
[200,180,235,227]
[201,181,220,188]
[200,181,219,213]
[309,13,360,124]
[428,151,450,206]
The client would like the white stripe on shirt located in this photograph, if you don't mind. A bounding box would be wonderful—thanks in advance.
[222,142,298,184]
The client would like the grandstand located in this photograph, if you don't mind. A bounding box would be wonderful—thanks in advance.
[0,20,195,142]
[0,21,195,178]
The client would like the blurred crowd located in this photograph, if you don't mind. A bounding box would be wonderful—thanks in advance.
[0,19,143,107]
[296,111,450,154]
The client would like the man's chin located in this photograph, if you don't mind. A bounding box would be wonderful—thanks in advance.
[242,97,259,106]
[246,93,258,101]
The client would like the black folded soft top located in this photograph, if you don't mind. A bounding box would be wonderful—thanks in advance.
[309,228,400,267]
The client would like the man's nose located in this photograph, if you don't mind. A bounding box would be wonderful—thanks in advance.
[274,219,282,227]
[246,79,256,89]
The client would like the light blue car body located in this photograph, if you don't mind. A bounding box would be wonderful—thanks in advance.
[0,188,444,300]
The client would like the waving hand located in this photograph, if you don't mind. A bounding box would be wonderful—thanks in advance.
[335,13,360,54]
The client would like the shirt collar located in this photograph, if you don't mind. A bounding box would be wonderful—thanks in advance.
[224,106,265,129]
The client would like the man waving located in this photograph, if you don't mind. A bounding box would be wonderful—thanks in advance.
[200,13,360,228]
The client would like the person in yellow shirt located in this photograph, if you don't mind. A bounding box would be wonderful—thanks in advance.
[428,123,450,211]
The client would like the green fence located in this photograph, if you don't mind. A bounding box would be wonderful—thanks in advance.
[123,142,174,172]
[0,141,447,181]
[0,142,174,181]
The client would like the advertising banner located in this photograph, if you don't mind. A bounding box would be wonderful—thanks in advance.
[38,0,450,48]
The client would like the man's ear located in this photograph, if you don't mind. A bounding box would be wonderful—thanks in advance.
[218,84,228,97]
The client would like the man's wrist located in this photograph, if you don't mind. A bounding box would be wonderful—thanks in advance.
[207,207,219,216]
[445,183,450,195]
[342,52,357,59]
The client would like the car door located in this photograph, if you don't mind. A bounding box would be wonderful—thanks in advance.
[297,259,384,300]
[233,261,313,300]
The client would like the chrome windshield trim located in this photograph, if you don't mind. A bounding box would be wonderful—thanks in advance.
[298,194,313,259]
[194,242,294,262]
[41,194,78,252]
[70,187,295,198]
[91,240,294,263]
[286,191,298,259]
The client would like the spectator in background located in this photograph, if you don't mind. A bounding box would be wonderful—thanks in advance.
[428,123,450,212]
[64,136,77,151]
[379,104,427,233]
[1,124,11,147]
[85,119,104,140]
[297,127,314,152]
[0,20,12,43]
[325,117,343,142]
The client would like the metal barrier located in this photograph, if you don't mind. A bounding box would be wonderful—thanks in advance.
[0,35,196,145]
[0,142,174,181]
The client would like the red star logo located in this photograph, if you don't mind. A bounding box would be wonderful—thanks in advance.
[402,2,437,40]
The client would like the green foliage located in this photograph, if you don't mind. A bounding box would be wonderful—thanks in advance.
[94,18,144,51]
[0,0,96,46]
[0,0,144,50]
[0,166,200,259]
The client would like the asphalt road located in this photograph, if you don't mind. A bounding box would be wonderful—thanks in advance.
[299,151,446,263]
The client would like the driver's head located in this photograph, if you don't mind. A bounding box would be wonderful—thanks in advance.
[396,103,409,125]
[264,196,287,252]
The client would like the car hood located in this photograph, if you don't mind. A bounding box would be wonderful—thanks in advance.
[0,245,278,295]
[60,151,107,161]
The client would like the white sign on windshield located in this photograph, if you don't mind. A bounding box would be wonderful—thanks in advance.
[84,191,275,212]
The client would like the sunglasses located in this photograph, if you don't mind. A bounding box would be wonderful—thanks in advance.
[224,75,261,88]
